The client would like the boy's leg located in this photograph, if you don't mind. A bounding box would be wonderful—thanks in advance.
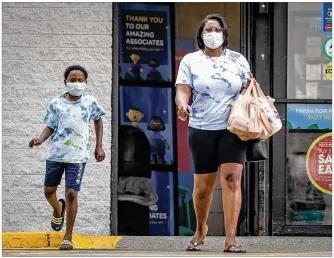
[61,163,86,249]
[63,187,78,242]
[44,160,66,230]
[44,186,62,216]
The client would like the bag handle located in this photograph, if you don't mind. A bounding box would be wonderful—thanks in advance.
[241,79,255,98]
[253,79,266,98]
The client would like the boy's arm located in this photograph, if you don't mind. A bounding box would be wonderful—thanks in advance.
[30,100,57,148]
[90,97,106,162]
[94,118,105,162]
[29,126,54,148]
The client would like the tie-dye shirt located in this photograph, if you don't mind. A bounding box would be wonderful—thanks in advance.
[176,49,251,130]
[43,93,106,163]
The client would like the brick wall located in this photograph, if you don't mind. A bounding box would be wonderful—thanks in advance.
[2,2,113,235]
[175,3,241,236]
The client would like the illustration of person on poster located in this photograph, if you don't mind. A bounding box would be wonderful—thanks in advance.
[120,86,174,166]
[146,58,164,81]
[147,116,170,165]
[126,107,145,129]
[125,53,144,80]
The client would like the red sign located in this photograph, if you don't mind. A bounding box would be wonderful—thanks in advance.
[325,24,332,32]
[175,50,191,172]
[306,133,332,195]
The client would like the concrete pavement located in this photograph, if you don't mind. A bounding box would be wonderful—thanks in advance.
[2,249,332,257]
[3,236,332,257]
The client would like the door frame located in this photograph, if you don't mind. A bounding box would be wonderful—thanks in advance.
[111,2,120,236]
[111,2,179,236]
[240,2,272,236]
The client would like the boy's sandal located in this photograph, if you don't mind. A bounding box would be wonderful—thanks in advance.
[224,244,247,253]
[59,240,73,250]
[51,199,66,231]
[186,240,204,251]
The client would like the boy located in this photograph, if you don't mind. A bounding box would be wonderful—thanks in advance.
[29,65,106,250]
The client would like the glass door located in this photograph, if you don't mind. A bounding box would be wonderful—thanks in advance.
[271,2,332,235]
[117,2,179,236]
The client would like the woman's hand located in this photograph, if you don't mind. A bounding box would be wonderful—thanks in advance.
[240,73,255,93]
[245,73,255,88]
[175,85,192,121]
[177,105,191,121]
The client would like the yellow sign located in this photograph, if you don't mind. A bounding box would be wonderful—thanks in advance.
[325,61,332,80]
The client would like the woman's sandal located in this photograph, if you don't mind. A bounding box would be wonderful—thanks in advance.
[59,240,73,250]
[186,240,204,251]
[51,199,66,231]
[224,244,247,253]
[186,225,208,251]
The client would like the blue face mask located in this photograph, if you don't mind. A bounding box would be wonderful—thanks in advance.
[66,82,86,96]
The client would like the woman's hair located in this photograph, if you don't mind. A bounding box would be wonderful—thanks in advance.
[64,65,88,80]
[196,14,229,50]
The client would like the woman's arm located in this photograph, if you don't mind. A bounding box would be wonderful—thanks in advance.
[175,84,192,121]
[175,85,192,108]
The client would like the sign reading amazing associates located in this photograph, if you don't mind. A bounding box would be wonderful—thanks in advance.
[119,3,172,82]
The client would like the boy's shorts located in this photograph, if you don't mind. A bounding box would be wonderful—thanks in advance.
[44,160,86,191]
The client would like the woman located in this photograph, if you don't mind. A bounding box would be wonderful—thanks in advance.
[175,14,251,253]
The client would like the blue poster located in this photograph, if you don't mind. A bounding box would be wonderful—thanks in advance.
[287,104,332,130]
[149,171,175,236]
[321,2,332,35]
[120,86,174,166]
[119,3,172,82]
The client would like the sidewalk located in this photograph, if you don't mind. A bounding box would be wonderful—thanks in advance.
[2,235,332,257]
[118,236,332,254]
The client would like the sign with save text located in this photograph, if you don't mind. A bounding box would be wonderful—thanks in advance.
[306,133,332,195]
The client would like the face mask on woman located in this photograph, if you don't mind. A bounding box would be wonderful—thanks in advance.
[203,32,224,50]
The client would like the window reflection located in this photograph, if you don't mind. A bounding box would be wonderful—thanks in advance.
[287,3,332,99]
[286,131,332,225]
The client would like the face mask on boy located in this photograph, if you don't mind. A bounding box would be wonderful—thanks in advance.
[66,82,86,96]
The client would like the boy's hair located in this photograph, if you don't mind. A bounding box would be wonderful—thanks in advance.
[64,65,88,80]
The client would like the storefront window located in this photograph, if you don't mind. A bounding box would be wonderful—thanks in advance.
[286,127,332,225]
[286,3,332,226]
[287,3,332,99]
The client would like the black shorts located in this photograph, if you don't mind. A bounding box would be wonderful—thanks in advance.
[188,127,247,174]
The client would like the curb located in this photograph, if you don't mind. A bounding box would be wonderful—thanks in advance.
[2,232,123,249]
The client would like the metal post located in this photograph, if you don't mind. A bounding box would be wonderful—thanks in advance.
[240,2,255,236]
[253,2,272,236]
[111,2,119,236]
[169,3,179,236]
